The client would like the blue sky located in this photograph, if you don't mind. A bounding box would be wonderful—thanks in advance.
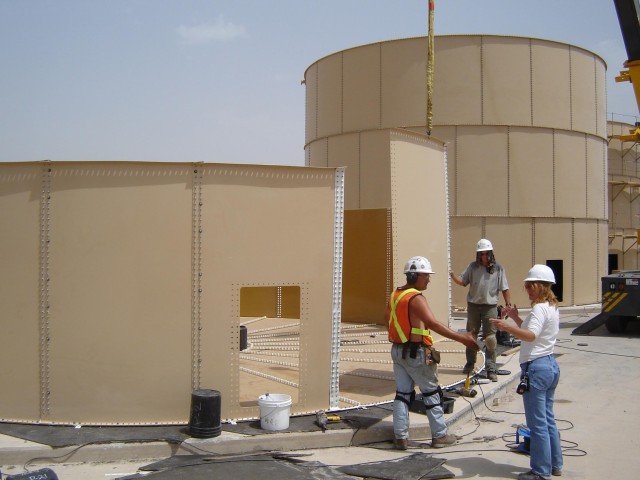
[0,0,636,166]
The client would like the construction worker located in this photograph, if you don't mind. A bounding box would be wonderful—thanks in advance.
[386,256,479,450]
[450,239,511,381]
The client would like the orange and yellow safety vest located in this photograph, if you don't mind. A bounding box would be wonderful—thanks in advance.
[388,288,434,346]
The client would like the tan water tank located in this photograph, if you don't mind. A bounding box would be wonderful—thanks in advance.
[305,35,608,307]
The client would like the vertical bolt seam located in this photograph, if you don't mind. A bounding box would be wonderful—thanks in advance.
[330,168,345,409]
[529,38,534,127]
[191,165,203,390]
[39,162,52,420]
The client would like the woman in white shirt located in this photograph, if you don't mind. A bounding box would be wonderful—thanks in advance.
[491,265,562,480]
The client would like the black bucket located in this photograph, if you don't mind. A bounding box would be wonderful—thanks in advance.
[188,389,222,438]
[240,325,248,351]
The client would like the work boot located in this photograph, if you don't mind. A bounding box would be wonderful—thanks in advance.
[393,438,408,450]
[552,467,562,476]
[431,433,458,448]
[462,362,475,375]
[518,471,547,480]
[487,370,498,382]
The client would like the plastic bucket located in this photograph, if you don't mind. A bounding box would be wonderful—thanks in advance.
[258,393,292,431]
[188,389,222,438]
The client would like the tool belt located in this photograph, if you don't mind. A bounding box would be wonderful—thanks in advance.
[401,342,440,364]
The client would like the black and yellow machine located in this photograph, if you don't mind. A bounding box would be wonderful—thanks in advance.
[573,271,640,334]
[573,1,640,335]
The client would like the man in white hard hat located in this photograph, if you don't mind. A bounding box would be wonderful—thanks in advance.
[450,239,511,382]
[386,256,480,450]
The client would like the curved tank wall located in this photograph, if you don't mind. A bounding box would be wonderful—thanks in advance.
[607,121,640,271]
[305,35,608,307]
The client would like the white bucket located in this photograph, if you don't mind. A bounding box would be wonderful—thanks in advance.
[258,393,292,431]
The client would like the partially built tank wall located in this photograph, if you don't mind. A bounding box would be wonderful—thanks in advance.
[304,34,608,308]
[307,128,451,325]
[607,121,640,271]
[0,161,344,425]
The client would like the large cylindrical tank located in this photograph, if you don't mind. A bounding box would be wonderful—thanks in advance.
[305,35,608,307]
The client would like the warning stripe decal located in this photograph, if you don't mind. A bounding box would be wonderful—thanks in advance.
[602,291,628,312]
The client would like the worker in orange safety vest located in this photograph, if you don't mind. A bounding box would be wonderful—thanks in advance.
[386,255,479,450]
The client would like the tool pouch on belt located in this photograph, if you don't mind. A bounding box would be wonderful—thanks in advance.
[427,345,441,364]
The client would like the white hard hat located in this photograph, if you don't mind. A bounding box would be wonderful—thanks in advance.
[524,264,556,284]
[404,256,435,274]
[476,238,493,252]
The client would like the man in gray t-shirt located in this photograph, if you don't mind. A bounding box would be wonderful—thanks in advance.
[450,239,511,381]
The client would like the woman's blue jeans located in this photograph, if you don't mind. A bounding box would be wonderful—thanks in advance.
[521,355,563,478]
[391,343,447,439]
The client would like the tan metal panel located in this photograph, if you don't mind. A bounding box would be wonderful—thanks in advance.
[434,36,482,125]
[573,221,600,305]
[449,217,483,310]
[328,133,360,209]
[455,126,509,216]
[534,219,573,306]
[570,49,598,135]
[317,53,343,139]
[381,38,426,129]
[199,164,339,420]
[305,63,318,146]
[482,37,532,126]
[484,218,534,309]
[47,163,193,424]
[531,40,571,130]
[342,209,389,324]
[554,130,587,218]
[595,58,607,138]
[430,126,458,214]
[343,44,381,133]
[390,131,449,324]
[307,137,328,167]
[0,163,41,421]
[240,287,278,317]
[586,136,607,219]
[509,127,554,217]
[359,130,391,209]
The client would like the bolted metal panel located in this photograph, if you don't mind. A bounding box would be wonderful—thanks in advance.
[554,130,587,218]
[573,220,601,305]
[359,130,392,209]
[531,39,572,130]
[327,132,360,208]
[390,131,449,324]
[586,135,608,219]
[481,36,533,127]
[199,164,340,420]
[509,127,555,217]
[433,36,483,126]
[47,163,193,424]
[304,63,318,147]
[455,125,509,216]
[534,219,574,303]
[0,163,42,422]
[317,53,343,140]
[570,48,601,136]
[343,44,382,133]
[381,38,427,130]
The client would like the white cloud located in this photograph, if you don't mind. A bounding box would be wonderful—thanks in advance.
[177,15,246,45]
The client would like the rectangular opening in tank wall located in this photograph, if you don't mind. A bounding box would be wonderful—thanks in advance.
[609,253,619,274]
[546,260,563,302]
[238,286,301,408]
